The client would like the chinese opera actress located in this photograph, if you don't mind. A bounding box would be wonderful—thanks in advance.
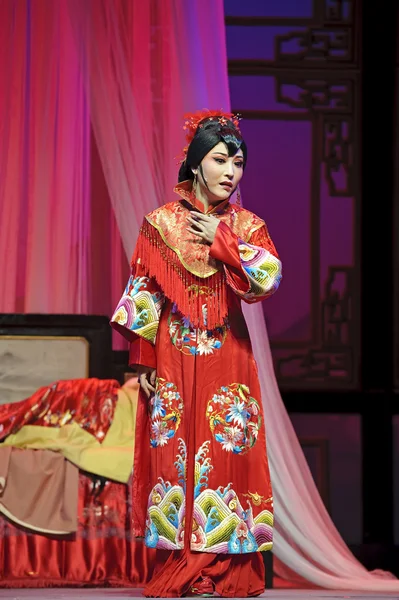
[111,110,282,598]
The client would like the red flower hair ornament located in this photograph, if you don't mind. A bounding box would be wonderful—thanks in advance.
[179,109,242,164]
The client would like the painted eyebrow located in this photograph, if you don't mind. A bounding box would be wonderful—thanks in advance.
[211,151,244,159]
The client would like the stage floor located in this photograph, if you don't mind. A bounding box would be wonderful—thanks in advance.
[0,590,399,600]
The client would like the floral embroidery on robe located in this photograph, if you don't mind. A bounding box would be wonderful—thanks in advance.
[111,183,280,555]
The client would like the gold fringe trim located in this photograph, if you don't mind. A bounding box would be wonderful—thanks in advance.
[132,221,228,329]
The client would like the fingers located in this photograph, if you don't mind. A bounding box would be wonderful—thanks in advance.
[190,211,210,222]
[139,373,150,397]
[190,212,219,225]
[187,216,206,239]
[150,369,156,386]
[139,373,155,398]
[187,216,204,229]
[187,226,205,238]
[187,213,212,243]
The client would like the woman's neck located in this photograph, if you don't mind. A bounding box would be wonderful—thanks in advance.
[194,186,227,213]
[194,186,210,211]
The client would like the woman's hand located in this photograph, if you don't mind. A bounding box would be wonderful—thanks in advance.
[136,365,156,398]
[187,212,220,245]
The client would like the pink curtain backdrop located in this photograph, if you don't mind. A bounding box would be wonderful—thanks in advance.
[0,0,91,314]
[1,0,399,591]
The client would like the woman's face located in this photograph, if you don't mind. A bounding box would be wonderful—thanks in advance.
[194,141,244,205]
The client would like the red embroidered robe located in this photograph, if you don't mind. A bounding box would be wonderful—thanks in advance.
[111,182,282,555]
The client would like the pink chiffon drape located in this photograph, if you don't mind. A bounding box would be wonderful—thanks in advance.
[0,0,90,313]
[0,0,128,331]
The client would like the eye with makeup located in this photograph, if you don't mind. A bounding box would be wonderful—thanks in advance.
[213,157,244,168]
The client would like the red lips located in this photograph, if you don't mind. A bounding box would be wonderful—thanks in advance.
[220,181,233,189]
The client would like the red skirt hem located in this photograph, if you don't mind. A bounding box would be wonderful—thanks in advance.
[143,548,266,598]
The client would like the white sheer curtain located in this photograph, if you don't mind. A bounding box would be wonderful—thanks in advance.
[66,0,160,257]
[67,0,399,590]
[244,304,398,589]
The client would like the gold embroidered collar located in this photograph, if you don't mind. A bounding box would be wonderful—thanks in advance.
[144,182,264,279]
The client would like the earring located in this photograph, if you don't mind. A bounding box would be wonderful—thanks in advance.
[236,185,241,207]
[193,173,197,196]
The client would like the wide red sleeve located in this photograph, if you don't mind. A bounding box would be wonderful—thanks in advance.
[209,221,282,303]
[129,337,157,369]
[110,247,164,368]
[209,222,250,293]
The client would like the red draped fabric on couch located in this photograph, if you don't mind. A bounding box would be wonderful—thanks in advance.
[0,474,164,588]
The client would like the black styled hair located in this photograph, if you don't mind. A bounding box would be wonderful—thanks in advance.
[178,117,247,183]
